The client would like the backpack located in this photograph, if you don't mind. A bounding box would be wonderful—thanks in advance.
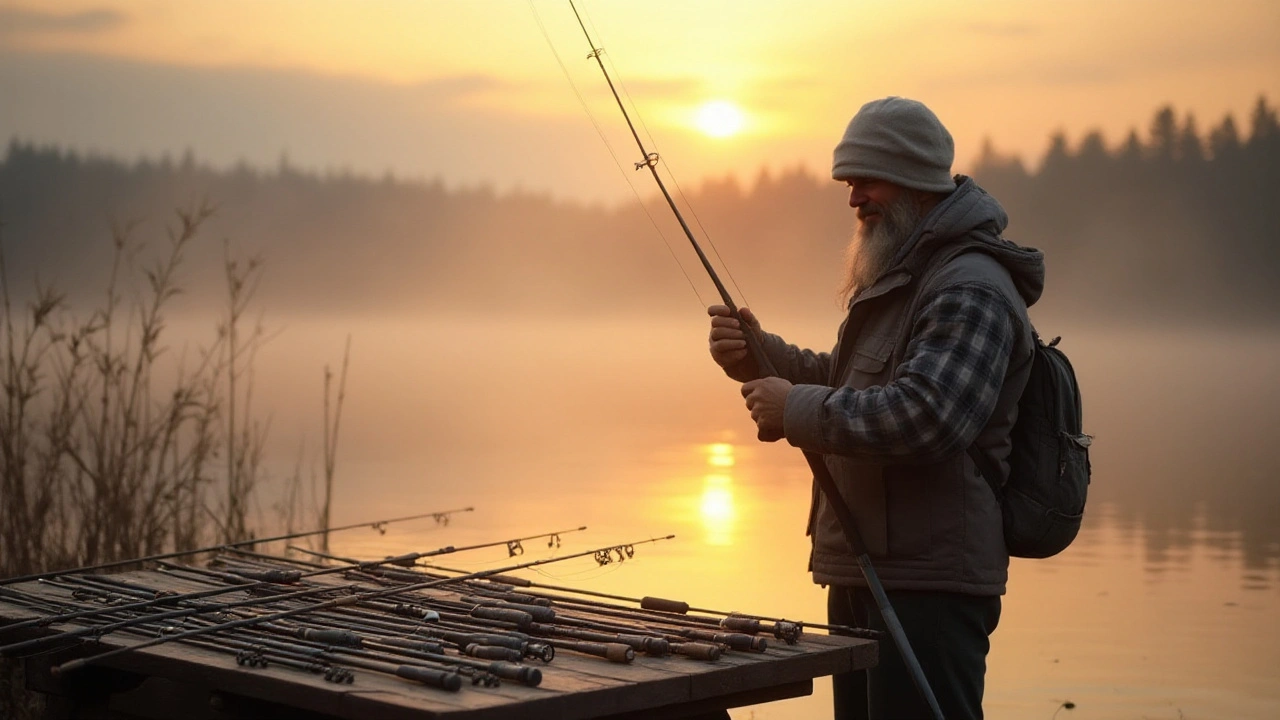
[969,332,1092,559]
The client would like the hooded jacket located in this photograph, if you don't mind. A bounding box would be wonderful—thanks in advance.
[763,176,1045,594]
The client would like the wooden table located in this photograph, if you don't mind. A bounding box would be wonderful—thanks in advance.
[1,573,877,720]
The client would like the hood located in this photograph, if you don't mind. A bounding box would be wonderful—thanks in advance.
[890,175,1045,306]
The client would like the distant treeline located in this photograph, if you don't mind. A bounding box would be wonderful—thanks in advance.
[973,95,1280,325]
[1,95,1277,325]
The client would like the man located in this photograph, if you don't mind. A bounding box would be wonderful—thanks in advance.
[707,97,1045,719]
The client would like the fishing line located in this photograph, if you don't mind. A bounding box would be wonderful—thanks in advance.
[531,560,621,582]
[527,0,706,307]
[576,0,755,312]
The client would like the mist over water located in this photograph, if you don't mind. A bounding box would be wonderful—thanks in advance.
[5,119,1279,716]
[235,313,1280,720]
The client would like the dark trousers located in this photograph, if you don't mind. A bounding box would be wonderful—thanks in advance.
[828,586,1001,720]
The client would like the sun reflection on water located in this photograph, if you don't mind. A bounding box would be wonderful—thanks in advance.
[707,443,736,467]
[700,444,739,545]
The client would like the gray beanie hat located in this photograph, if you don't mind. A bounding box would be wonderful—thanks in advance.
[832,97,956,193]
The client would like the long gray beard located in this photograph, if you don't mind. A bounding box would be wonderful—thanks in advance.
[838,193,926,305]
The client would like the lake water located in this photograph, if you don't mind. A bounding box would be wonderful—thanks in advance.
[213,315,1280,720]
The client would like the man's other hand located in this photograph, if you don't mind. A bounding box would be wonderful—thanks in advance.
[742,377,792,442]
[708,305,763,382]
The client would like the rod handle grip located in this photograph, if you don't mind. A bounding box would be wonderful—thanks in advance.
[719,616,761,634]
[616,634,670,656]
[482,574,532,587]
[673,642,721,661]
[462,634,524,651]
[464,598,556,623]
[297,629,362,648]
[470,606,533,628]
[464,644,523,662]
[376,637,446,655]
[395,665,462,691]
[487,661,543,687]
[603,642,636,663]
[232,569,302,583]
[568,641,635,663]
[713,632,767,652]
[640,596,689,614]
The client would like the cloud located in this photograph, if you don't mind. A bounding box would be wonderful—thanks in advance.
[0,6,127,35]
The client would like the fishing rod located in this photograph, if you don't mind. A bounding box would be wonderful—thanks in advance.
[0,586,476,690]
[400,570,770,652]
[143,561,562,663]
[0,505,475,586]
[51,572,555,675]
[51,534,674,676]
[323,559,738,660]
[421,561,875,642]
[0,525,588,644]
[562,4,943,718]
[110,552,726,664]
[0,580,352,658]
[312,560,755,653]
[320,563,737,660]
[203,612,542,686]
[0,587,354,682]
[284,524,584,566]
[460,590,768,651]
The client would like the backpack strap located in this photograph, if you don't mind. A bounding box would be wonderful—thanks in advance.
[968,329,1046,504]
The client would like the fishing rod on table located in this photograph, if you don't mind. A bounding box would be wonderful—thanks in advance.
[0,525,588,649]
[0,587,519,690]
[202,557,686,664]
[140,563,557,664]
[283,524,584,566]
[37,572,551,677]
[49,534,674,676]
[0,579,353,658]
[148,553,742,664]
[418,561,879,643]
[553,3,943,718]
[283,551,757,647]
[143,558,599,665]
[366,562,781,650]
[0,505,475,586]
[266,558,753,660]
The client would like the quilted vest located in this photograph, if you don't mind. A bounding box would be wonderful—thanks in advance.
[797,249,1034,595]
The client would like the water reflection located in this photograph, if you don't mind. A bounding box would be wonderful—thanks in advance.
[699,444,739,546]
[700,474,736,545]
[226,318,1280,718]
[707,443,736,468]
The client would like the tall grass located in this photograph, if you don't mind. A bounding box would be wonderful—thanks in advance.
[0,203,305,578]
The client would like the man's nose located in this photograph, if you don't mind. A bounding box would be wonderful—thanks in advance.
[848,186,867,208]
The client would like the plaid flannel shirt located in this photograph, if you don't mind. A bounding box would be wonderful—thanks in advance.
[789,281,1017,463]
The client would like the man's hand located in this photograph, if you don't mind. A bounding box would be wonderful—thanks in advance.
[708,305,763,382]
[741,377,793,442]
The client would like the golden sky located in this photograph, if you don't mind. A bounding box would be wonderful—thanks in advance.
[1,0,1278,201]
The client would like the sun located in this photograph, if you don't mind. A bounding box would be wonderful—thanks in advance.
[694,100,745,138]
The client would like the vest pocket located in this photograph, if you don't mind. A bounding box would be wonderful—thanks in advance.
[846,336,894,389]
[881,464,937,558]
[851,351,886,373]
